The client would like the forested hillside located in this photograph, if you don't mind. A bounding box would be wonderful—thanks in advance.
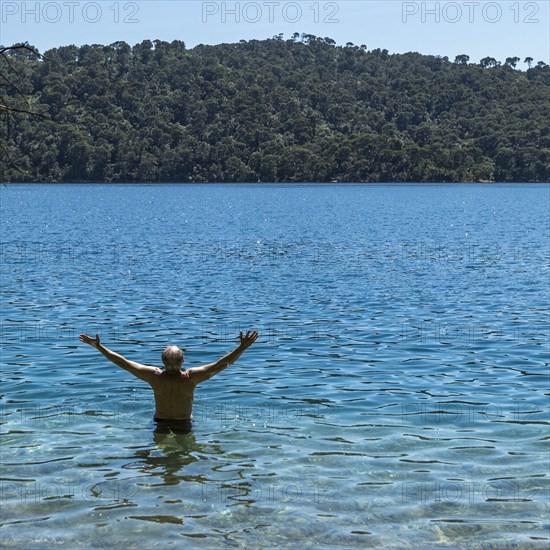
[1,35,549,182]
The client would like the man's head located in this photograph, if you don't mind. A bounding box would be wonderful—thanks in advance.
[161,345,184,372]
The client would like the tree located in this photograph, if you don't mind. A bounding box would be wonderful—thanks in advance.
[524,57,534,68]
[480,57,498,68]
[454,54,470,65]
[0,43,50,174]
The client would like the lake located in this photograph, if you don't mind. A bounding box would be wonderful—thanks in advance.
[1,183,549,549]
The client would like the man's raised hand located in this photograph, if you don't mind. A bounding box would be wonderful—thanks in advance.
[80,333,101,349]
[239,330,259,350]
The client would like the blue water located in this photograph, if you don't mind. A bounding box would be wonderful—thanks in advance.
[1,183,549,548]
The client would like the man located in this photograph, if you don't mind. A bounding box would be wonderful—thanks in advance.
[79,329,259,432]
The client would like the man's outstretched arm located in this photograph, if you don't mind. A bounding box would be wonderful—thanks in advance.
[80,334,161,382]
[187,330,259,384]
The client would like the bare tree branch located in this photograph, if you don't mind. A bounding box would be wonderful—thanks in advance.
[0,43,49,119]
[0,103,49,118]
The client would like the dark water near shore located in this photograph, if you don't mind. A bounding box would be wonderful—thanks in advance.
[1,183,549,548]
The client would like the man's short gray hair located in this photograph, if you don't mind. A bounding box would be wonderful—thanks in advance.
[161,345,184,371]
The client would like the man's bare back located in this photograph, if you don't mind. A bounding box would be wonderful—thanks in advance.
[149,370,195,420]
[79,330,259,422]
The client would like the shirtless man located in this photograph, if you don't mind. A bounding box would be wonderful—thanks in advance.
[79,330,259,431]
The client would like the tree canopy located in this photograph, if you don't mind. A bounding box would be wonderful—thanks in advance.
[1,35,549,183]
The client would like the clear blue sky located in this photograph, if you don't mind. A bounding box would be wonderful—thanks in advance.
[1,1,549,65]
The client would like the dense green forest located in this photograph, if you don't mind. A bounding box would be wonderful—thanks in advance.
[1,35,549,183]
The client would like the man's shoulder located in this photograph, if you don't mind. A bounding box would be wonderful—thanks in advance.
[142,367,163,381]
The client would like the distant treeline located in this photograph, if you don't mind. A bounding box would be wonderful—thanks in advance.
[1,34,549,183]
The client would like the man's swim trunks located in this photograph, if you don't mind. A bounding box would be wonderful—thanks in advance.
[153,417,193,434]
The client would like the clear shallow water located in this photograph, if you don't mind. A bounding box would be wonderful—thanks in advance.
[1,183,549,549]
